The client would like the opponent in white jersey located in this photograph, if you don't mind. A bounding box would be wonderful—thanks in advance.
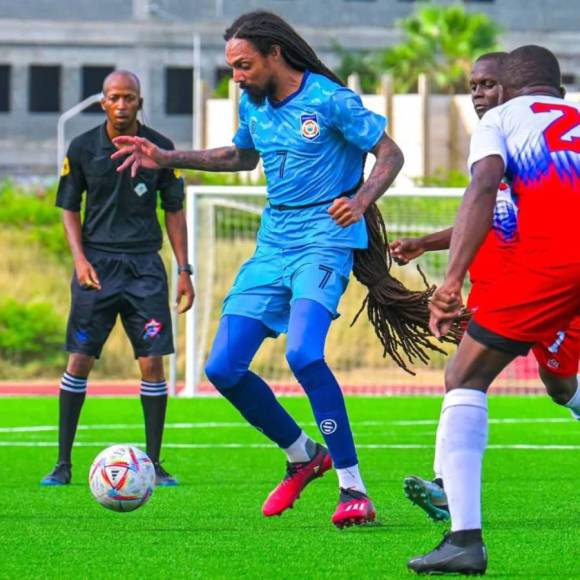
[409,46,580,576]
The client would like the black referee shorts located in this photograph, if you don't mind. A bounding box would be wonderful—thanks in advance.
[65,248,174,359]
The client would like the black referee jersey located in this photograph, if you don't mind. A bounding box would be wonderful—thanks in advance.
[56,122,184,254]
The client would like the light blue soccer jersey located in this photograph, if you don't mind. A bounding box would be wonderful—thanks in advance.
[233,71,387,249]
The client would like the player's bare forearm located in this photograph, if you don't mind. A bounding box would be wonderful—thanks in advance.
[62,210,86,263]
[420,227,454,252]
[355,134,404,210]
[164,210,189,267]
[163,146,260,172]
[446,156,505,284]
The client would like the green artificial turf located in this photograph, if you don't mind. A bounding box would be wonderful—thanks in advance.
[0,396,578,579]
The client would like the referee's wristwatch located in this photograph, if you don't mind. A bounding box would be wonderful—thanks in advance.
[177,263,194,276]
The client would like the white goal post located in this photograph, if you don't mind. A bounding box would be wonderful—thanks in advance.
[167,185,544,397]
[169,185,465,397]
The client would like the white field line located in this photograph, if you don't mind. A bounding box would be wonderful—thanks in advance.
[0,441,578,450]
[0,417,572,434]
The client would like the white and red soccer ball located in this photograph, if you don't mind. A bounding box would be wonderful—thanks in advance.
[89,445,155,512]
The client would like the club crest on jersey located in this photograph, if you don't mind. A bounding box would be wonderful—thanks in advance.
[300,113,320,140]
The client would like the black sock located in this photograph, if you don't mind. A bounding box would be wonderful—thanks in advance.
[57,380,87,464]
[140,392,168,464]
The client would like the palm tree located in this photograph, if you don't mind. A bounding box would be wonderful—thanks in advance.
[377,3,502,94]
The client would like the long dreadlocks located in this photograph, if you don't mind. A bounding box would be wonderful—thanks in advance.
[225,11,464,373]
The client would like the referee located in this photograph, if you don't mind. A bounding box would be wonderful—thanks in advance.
[41,70,194,486]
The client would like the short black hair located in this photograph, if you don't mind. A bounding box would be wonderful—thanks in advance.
[224,11,344,86]
[475,51,507,65]
[500,45,561,90]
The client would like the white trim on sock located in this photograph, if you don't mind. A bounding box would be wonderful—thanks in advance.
[336,464,366,495]
[60,372,87,394]
[283,431,311,463]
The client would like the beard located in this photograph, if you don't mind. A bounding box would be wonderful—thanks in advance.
[241,78,277,105]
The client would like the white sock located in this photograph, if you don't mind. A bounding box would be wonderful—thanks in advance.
[336,464,366,494]
[565,377,580,420]
[283,431,312,463]
[440,388,488,532]
[433,401,445,481]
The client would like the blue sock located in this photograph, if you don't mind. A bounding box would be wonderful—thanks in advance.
[205,315,302,449]
[287,299,358,469]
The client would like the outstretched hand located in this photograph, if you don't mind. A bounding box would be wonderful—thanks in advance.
[111,136,166,177]
[428,279,463,338]
[328,197,366,228]
[390,238,425,266]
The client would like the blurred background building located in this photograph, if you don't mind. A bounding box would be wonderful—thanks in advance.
[1,0,579,176]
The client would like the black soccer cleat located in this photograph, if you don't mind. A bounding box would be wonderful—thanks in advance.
[404,475,450,522]
[40,462,72,486]
[154,461,179,487]
[408,531,487,575]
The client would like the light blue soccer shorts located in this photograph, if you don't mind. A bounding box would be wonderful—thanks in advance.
[222,245,354,335]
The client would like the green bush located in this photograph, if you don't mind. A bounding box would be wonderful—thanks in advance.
[0,181,61,226]
[0,299,65,364]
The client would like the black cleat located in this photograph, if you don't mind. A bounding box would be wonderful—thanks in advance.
[40,462,72,486]
[404,475,450,522]
[154,461,178,487]
[408,532,487,575]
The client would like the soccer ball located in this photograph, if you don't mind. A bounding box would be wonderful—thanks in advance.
[89,445,155,512]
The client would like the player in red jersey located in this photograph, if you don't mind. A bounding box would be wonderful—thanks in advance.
[407,46,580,575]
[391,53,579,526]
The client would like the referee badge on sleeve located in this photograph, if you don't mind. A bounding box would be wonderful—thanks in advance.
[300,113,320,140]
[60,157,70,177]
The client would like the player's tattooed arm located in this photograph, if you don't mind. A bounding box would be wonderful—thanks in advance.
[358,133,405,208]
[112,136,259,176]
[329,133,404,227]
[167,146,260,172]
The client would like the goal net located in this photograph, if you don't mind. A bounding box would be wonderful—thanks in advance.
[176,186,543,397]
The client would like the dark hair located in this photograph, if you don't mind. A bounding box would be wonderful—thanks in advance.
[225,11,462,372]
[475,51,507,65]
[501,45,561,90]
[224,11,344,85]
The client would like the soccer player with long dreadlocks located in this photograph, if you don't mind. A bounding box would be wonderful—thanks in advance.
[113,10,404,527]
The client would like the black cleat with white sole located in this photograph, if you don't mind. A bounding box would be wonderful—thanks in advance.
[408,531,487,575]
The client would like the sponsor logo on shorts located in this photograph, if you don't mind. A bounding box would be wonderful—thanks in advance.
[300,113,320,140]
[548,331,566,353]
[143,319,162,340]
[76,329,89,344]
[320,419,337,435]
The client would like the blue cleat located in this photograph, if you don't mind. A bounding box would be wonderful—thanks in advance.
[154,462,178,487]
[404,475,450,522]
[40,462,72,486]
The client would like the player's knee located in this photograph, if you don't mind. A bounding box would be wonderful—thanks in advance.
[205,352,243,392]
[139,356,164,382]
[67,353,94,378]
[285,345,319,375]
[540,367,576,405]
